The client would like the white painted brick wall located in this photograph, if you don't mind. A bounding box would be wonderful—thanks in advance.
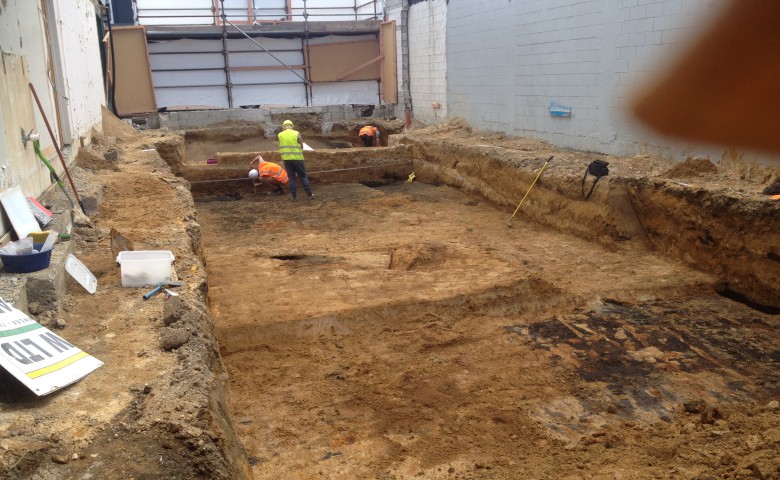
[408,0,448,124]
[444,0,744,160]
[53,0,104,139]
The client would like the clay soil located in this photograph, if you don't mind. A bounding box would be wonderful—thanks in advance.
[201,183,779,479]
[1,113,778,480]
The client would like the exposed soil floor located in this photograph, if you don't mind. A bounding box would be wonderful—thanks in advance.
[0,113,777,480]
[199,182,779,479]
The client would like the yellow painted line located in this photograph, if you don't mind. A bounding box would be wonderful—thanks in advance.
[27,351,89,379]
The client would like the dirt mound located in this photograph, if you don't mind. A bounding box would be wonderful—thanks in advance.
[664,156,718,178]
[389,242,448,270]
[412,117,472,138]
[75,146,119,172]
[101,106,139,140]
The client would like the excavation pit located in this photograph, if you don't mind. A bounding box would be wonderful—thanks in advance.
[174,123,778,477]
[3,115,777,479]
[160,121,409,197]
[196,177,778,478]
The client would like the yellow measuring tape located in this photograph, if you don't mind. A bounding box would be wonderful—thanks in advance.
[507,156,553,226]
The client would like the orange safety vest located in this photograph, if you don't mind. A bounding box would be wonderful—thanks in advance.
[257,161,289,184]
[359,126,378,137]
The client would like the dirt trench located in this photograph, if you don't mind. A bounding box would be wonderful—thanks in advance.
[1,114,777,480]
[181,121,777,478]
[198,179,778,479]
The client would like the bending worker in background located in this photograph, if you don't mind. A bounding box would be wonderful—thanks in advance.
[359,125,380,147]
[248,155,288,195]
[278,119,314,201]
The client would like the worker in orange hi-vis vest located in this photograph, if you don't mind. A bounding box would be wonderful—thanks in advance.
[359,125,380,147]
[248,155,289,195]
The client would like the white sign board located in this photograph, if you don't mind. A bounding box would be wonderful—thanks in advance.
[0,298,103,396]
[0,186,40,240]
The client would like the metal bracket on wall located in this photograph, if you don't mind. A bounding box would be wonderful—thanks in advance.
[20,127,41,149]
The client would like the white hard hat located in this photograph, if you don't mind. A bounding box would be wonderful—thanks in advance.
[248,169,259,180]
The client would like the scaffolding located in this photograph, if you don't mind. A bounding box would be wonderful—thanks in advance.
[125,0,386,109]
[133,1,381,25]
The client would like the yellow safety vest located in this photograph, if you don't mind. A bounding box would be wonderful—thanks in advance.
[278,129,304,161]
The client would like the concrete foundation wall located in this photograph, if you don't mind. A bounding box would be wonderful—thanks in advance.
[148,104,381,130]
[408,0,447,124]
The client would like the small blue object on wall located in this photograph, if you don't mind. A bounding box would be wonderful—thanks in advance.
[549,101,573,117]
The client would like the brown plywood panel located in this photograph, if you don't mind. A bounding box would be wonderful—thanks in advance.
[380,21,398,104]
[112,26,157,116]
[309,39,380,82]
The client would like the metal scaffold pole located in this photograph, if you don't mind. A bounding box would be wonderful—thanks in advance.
[224,19,311,87]
[303,0,312,106]
[220,0,234,108]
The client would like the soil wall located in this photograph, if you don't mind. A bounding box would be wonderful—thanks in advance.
[395,135,779,309]
[161,122,778,308]
[171,146,417,194]
[0,113,252,478]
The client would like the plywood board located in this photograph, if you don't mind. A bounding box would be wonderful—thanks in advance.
[380,21,398,104]
[309,39,380,82]
[112,26,157,116]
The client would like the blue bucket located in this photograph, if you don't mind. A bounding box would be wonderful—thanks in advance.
[0,243,53,273]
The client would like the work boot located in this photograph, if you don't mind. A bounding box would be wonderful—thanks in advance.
[307,192,315,201]
[290,193,297,201]
[270,188,283,196]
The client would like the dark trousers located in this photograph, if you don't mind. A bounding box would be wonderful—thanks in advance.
[360,135,374,147]
[283,160,312,197]
[256,177,284,191]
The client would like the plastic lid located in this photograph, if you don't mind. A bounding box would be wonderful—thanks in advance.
[65,254,97,294]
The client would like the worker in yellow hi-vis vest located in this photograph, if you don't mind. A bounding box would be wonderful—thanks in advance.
[278,119,314,201]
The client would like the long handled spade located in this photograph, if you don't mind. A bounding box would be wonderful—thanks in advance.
[33,139,75,210]
[507,155,553,228]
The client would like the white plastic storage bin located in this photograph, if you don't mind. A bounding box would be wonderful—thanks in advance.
[116,250,175,287]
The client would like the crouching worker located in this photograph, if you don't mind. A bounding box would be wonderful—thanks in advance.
[248,155,288,195]
[359,125,380,147]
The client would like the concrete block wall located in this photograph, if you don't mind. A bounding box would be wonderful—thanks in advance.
[445,0,737,160]
[408,0,447,124]
[151,105,369,130]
